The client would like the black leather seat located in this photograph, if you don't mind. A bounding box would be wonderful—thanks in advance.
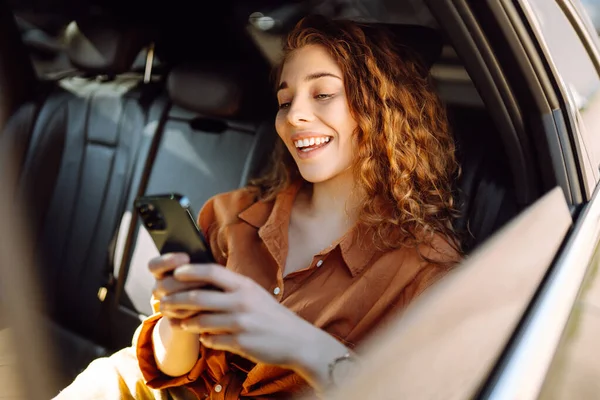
[450,106,518,252]
[104,62,277,349]
[1,17,167,388]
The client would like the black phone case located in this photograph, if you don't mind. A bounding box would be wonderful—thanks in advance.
[134,194,215,264]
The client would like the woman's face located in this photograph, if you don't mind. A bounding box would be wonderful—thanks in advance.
[275,44,358,183]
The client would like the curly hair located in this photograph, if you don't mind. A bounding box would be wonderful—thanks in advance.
[250,15,462,253]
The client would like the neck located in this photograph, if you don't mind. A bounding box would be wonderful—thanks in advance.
[301,169,364,229]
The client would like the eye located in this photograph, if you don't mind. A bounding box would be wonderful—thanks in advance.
[278,102,291,110]
[315,93,333,100]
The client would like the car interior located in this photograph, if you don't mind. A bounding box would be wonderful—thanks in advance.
[0,0,521,394]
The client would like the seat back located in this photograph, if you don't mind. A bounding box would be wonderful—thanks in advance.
[107,62,276,348]
[450,106,518,252]
[2,18,166,344]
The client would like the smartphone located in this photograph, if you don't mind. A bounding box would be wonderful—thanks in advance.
[134,193,215,264]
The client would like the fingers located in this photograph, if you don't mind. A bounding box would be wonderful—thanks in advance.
[173,264,249,292]
[152,276,206,301]
[179,313,249,334]
[163,309,198,320]
[199,333,242,353]
[148,253,190,279]
[160,289,239,314]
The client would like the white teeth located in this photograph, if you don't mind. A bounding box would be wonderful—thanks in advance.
[293,137,331,149]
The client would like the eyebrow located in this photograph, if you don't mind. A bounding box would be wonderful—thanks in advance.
[277,72,342,92]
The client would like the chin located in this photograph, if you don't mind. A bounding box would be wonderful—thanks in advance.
[297,167,336,183]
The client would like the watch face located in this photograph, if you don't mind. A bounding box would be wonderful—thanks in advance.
[331,355,360,386]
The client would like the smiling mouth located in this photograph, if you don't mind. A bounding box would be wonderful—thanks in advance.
[293,136,332,153]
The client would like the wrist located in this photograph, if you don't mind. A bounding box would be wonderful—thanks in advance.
[291,329,349,392]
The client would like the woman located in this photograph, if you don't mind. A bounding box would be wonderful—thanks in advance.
[56,14,461,400]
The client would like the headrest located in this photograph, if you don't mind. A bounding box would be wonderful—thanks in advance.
[374,23,443,74]
[167,63,244,118]
[64,18,149,75]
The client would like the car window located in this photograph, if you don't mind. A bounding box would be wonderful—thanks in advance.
[527,0,600,109]
[525,0,600,192]
[581,0,600,35]
[9,11,70,79]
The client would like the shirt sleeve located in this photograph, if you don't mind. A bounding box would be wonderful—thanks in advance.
[133,196,220,389]
[134,313,208,389]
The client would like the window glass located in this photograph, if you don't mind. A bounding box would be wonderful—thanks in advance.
[528,0,600,109]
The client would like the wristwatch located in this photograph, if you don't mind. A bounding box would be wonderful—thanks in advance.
[328,352,360,388]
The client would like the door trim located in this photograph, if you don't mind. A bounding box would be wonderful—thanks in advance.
[483,183,600,399]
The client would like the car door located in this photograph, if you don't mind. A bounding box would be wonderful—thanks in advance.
[495,1,600,398]
[451,0,600,398]
[446,1,600,398]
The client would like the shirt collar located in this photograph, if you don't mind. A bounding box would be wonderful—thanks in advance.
[339,225,378,277]
[237,181,302,229]
[238,182,301,271]
[237,181,378,277]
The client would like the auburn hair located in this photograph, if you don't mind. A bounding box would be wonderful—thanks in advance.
[250,15,462,253]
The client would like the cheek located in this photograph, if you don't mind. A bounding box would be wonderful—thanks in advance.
[331,106,357,144]
[323,96,354,131]
[333,110,358,163]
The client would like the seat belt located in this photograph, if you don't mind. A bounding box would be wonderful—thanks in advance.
[239,121,277,187]
[470,175,505,251]
[97,95,170,348]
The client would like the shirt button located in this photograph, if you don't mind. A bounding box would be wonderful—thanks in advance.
[214,384,223,393]
[273,287,281,295]
[316,260,323,267]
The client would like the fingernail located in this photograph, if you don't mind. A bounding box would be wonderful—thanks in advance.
[174,253,190,263]
[174,265,193,276]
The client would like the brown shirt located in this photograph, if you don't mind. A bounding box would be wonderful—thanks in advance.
[135,181,460,399]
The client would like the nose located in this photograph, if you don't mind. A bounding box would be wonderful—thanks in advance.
[286,96,314,126]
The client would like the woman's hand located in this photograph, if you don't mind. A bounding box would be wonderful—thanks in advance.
[160,263,349,390]
[149,253,206,321]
